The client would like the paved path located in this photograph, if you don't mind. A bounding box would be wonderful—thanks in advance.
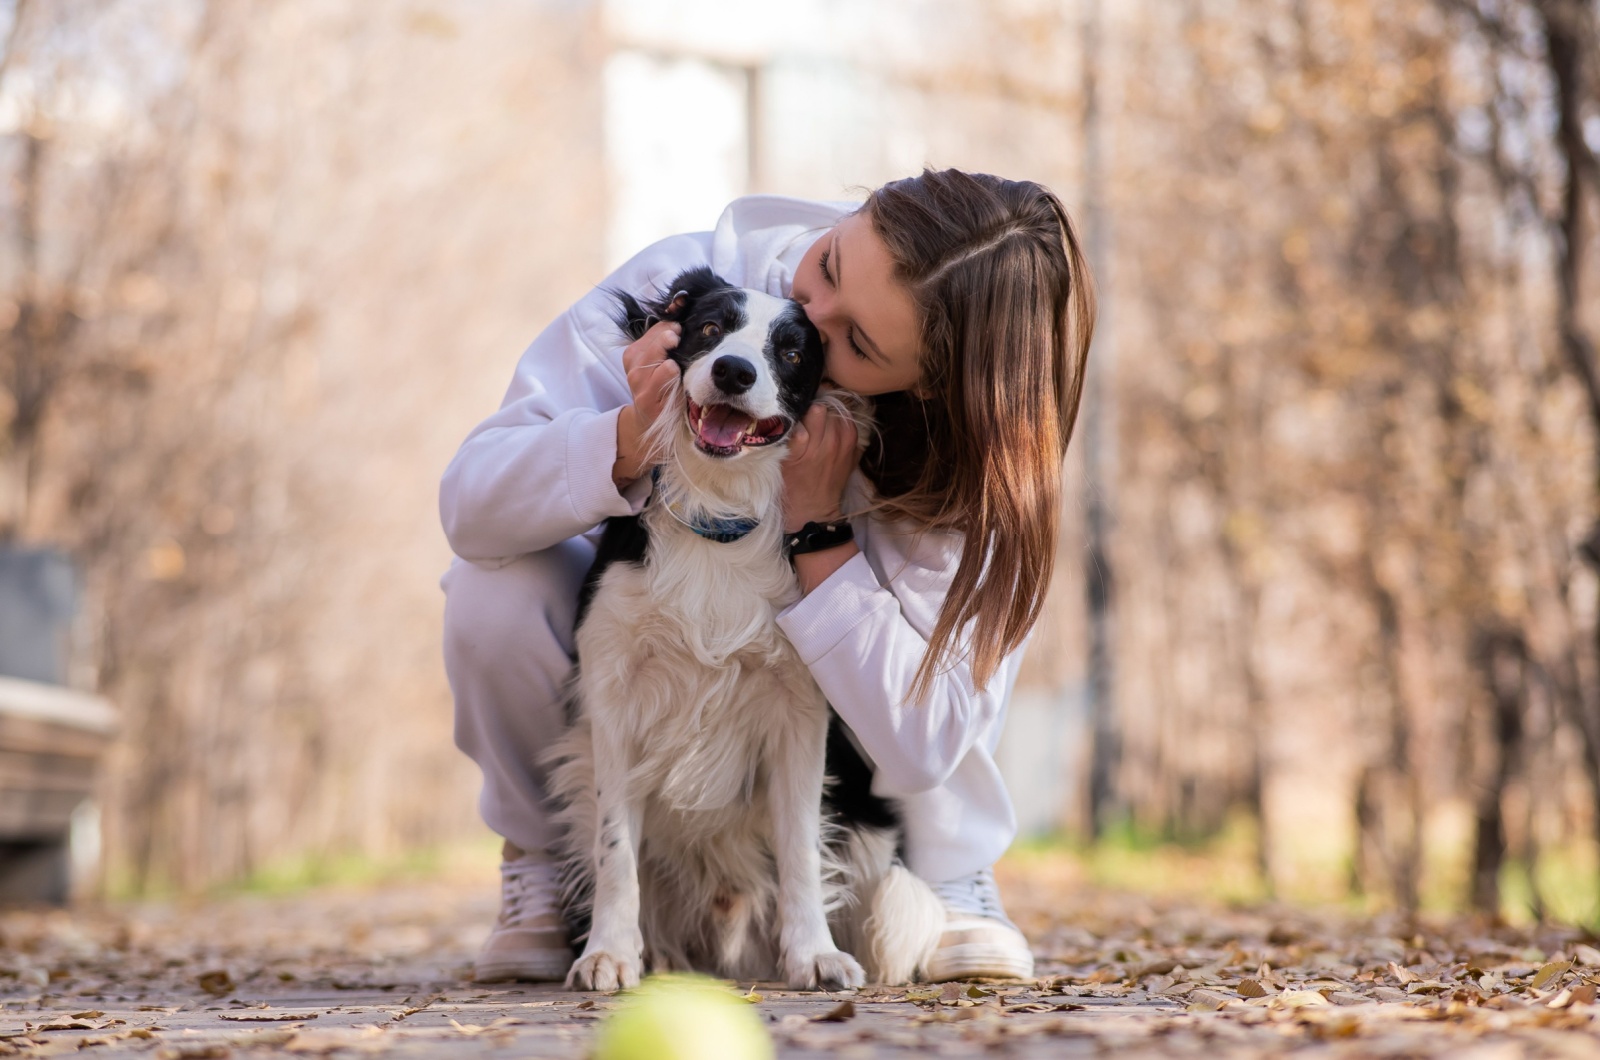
[1,858,1597,1057]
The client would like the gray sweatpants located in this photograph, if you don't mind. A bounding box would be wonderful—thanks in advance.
[442,537,596,856]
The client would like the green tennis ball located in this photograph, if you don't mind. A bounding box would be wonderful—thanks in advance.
[594,974,774,1060]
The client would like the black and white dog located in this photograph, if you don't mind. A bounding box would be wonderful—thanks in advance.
[545,267,945,991]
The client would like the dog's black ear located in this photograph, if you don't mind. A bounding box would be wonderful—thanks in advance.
[607,267,732,343]
[651,266,730,322]
[606,288,656,342]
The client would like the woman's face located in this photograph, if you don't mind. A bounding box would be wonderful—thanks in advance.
[789,210,923,396]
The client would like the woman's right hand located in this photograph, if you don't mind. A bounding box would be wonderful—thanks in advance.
[612,321,682,489]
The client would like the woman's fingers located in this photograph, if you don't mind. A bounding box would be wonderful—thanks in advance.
[622,321,680,375]
[789,405,826,461]
[781,401,860,530]
[634,360,680,420]
[786,403,858,473]
[827,407,859,454]
[623,322,682,430]
[810,403,857,461]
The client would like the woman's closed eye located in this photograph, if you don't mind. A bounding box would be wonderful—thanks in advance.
[818,248,872,361]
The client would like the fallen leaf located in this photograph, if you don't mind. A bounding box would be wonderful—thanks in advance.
[1572,945,1600,968]
[196,970,234,997]
[1133,959,1179,979]
[1570,983,1597,1005]
[1236,978,1269,998]
[155,1046,230,1060]
[285,1029,379,1055]
[1271,990,1331,1009]
[812,1000,855,1022]
[1532,961,1572,991]
[217,1012,317,1022]
[223,1029,297,1048]
[1388,961,1418,985]
[1327,991,1374,1006]
[741,988,763,1003]
[1405,980,1452,994]
[69,1012,104,1020]
[1186,990,1230,1012]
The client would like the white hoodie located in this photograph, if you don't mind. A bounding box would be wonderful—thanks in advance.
[439,194,1023,882]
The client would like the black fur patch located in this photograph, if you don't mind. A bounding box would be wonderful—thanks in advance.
[575,514,650,633]
[770,300,827,422]
[608,266,745,358]
[823,712,902,835]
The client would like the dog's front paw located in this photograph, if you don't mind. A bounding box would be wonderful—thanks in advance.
[784,948,866,991]
[567,948,643,992]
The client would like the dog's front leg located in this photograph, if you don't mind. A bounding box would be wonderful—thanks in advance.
[769,716,866,990]
[568,717,646,991]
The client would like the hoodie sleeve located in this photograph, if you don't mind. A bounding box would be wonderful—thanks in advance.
[775,524,1026,798]
[439,233,711,564]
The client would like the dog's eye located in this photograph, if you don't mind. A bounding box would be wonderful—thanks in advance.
[782,349,800,364]
[701,323,721,338]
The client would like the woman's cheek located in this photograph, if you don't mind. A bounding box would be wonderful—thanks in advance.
[823,345,858,391]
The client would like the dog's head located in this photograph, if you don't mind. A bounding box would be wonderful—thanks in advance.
[612,267,825,460]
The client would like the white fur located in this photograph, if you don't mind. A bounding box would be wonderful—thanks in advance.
[680,293,788,424]
[545,304,941,990]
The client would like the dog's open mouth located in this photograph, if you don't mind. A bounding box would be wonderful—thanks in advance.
[686,401,791,457]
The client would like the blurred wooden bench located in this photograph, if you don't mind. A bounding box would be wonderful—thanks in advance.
[0,675,117,903]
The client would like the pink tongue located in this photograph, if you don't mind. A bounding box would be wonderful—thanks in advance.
[698,404,752,447]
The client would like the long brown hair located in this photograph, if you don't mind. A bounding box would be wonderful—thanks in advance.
[859,169,1096,701]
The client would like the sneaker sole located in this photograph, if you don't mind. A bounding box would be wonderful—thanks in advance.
[925,942,1035,982]
[474,951,574,983]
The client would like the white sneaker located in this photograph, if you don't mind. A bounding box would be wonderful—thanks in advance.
[924,867,1035,981]
[473,852,574,982]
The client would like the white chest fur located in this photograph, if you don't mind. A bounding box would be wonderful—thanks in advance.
[575,443,815,795]
[575,503,821,814]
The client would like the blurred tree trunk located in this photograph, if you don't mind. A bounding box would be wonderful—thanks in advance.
[1081,0,1122,838]
[1470,630,1528,913]
[1541,0,1600,887]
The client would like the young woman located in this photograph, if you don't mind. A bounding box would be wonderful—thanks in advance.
[440,168,1094,984]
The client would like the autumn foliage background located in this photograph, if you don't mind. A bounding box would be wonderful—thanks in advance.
[0,0,1596,925]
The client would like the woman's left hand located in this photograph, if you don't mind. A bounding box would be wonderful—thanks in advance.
[781,401,860,533]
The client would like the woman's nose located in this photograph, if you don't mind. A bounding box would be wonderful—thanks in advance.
[801,291,836,328]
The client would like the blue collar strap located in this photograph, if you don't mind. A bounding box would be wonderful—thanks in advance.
[650,467,761,543]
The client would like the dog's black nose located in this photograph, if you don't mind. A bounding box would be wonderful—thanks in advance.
[711,355,757,395]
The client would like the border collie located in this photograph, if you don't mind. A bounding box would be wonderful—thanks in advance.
[545,267,945,990]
